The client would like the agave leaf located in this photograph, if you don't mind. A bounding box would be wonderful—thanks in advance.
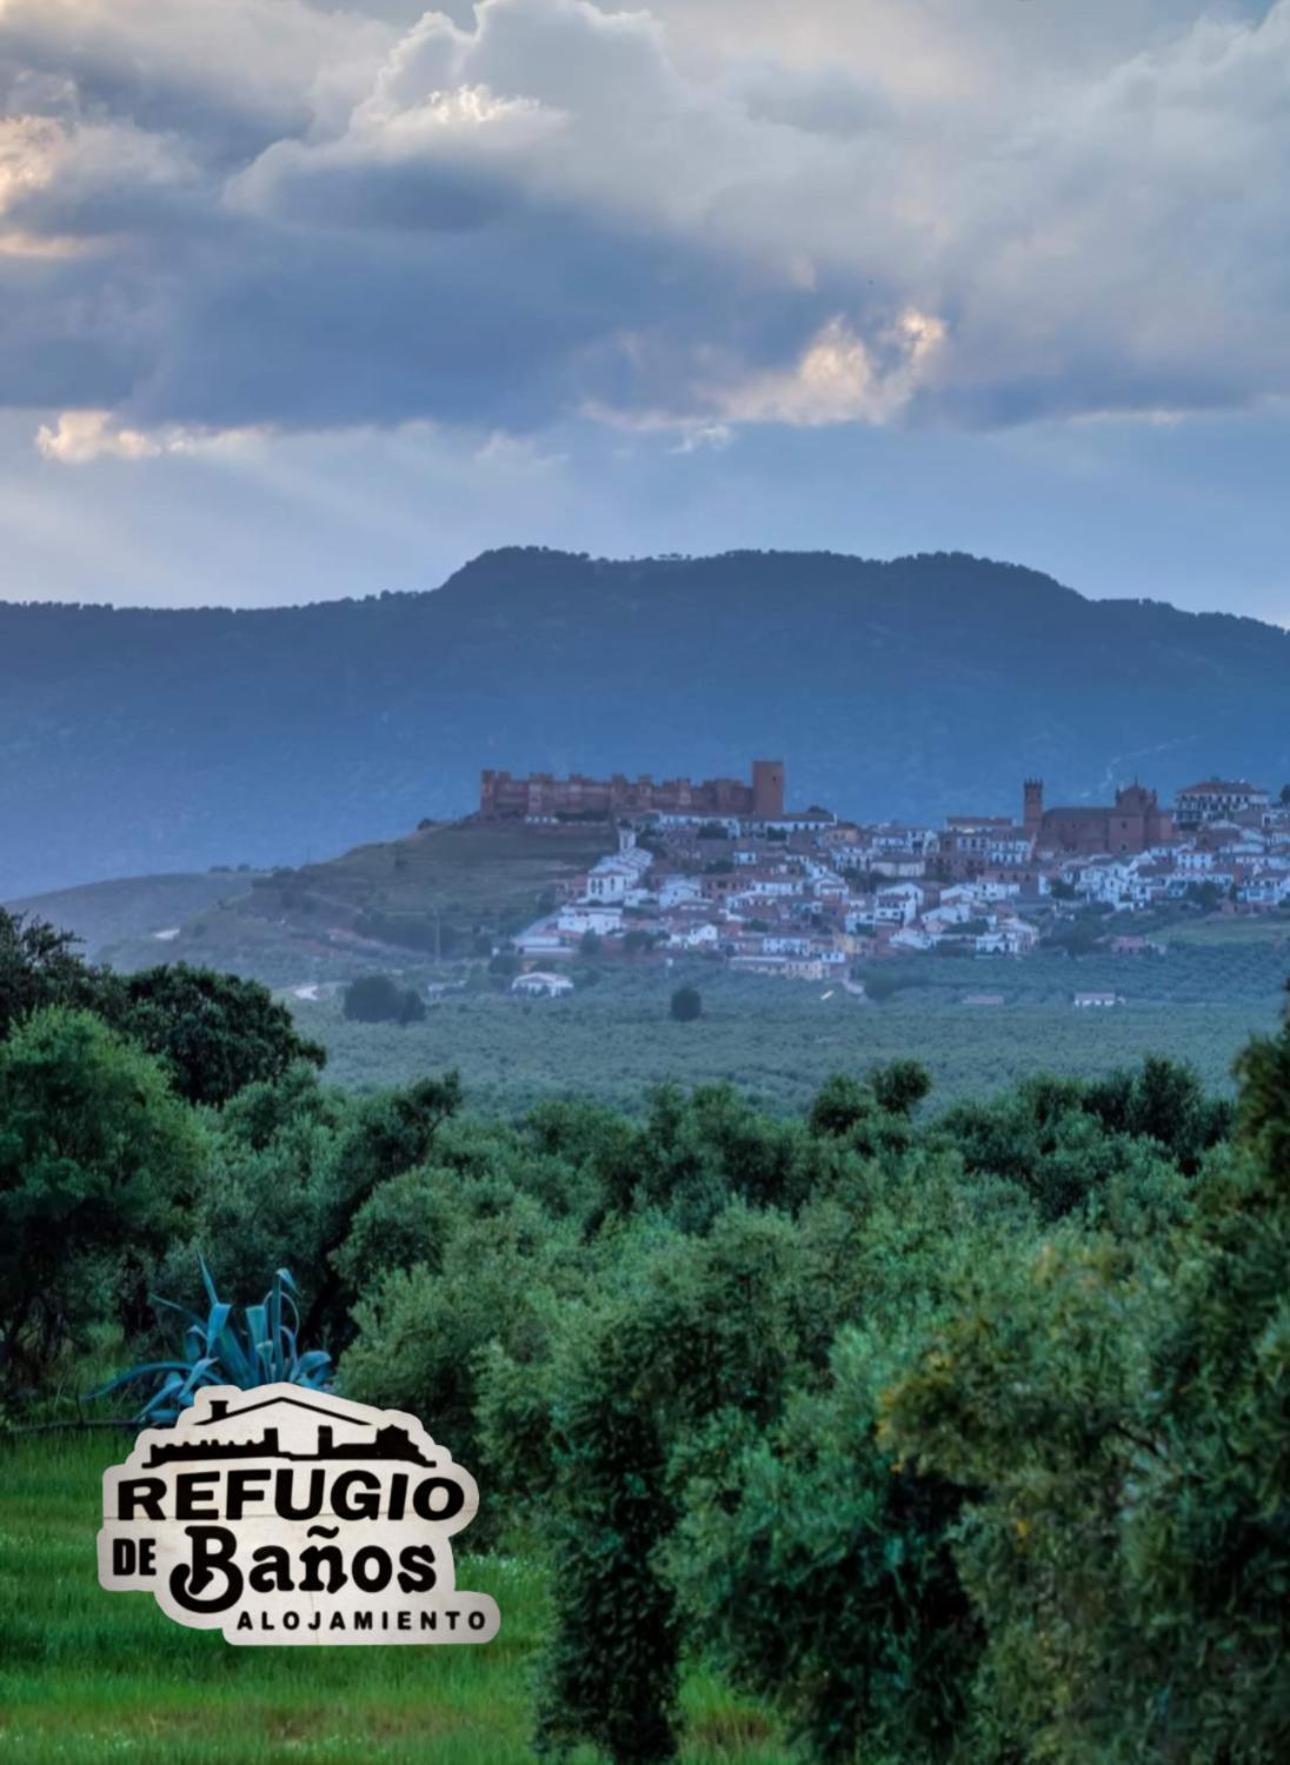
[138,1370,188,1422]
[87,1360,193,1400]
[151,1295,202,1325]
[199,1255,220,1310]
[211,1313,255,1385]
[172,1358,220,1408]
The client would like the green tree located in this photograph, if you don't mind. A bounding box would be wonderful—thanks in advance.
[112,964,325,1106]
[341,1176,592,1527]
[675,1335,978,1763]
[871,1057,933,1117]
[1184,879,1223,912]
[535,1208,809,1763]
[884,985,1290,1760]
[343,973,425,1024]
[0,908,103,1039]
[300,1072,462,1343]
[0,1008,205,1387]
[670,985,702,1023]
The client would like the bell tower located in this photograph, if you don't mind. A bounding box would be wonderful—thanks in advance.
[1023,778,1043,838]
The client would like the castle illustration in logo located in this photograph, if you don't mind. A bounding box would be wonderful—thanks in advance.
[144,1392,437,1469]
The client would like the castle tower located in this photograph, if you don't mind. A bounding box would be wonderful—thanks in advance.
[1023,778,1043,838]
[752,759,785,818]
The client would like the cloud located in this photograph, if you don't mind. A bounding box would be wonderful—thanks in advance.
[0,0,1287,450]
[36,408,262,463]
[715,311,947,427]
[35,410,162,463]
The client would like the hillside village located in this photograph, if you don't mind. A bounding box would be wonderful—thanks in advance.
[490,762,1290,993]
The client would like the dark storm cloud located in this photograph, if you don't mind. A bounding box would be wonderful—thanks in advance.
[2,0,1288,453]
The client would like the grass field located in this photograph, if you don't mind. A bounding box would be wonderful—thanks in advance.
[293,935,1288,1116]
[0,1435,787,1764]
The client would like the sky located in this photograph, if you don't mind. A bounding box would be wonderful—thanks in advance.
[0,0,1287,623]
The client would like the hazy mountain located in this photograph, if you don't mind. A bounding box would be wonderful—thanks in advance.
[2,547,1287,899]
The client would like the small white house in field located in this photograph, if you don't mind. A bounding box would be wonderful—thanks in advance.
[512,971,574,999]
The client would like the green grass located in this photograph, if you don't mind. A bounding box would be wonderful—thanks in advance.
[0,1435,789,1764]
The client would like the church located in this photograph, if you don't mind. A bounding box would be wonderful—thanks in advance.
[1023,778,1173,856]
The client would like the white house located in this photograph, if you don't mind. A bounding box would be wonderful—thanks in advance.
[512,971,574,998]
[583,845,652,902]
[557,903,624,936]
[1238,874,1290,907]
[658,875,704,909]
[669,920,721,950]
[874,883,926,925]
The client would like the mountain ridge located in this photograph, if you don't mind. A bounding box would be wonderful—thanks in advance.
[2,547,1286,899]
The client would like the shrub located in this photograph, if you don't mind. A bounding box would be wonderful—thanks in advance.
[342,974,426,1024]
[341,1181,592,1517]
[674,1334,978,1763]
[670,985,702,1022]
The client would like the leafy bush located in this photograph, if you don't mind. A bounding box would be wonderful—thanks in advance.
[343,974,427,1024]
[670,984,702,1022]
[341,1181,592,1517]
[673,1335,979,1763]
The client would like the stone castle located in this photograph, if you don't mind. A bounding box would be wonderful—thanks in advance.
[480,759,786,821]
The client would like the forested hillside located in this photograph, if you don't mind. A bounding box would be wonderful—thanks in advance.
[3,547,1288,896]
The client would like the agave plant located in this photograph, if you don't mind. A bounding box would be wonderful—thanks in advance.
[90,1261,332,1423]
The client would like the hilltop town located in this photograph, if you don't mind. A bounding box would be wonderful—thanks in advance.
[484,762,1290,993]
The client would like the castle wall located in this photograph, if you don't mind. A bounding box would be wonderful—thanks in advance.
[480,762,784,820]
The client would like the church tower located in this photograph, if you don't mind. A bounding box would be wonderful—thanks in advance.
[1023,778,1044,839]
